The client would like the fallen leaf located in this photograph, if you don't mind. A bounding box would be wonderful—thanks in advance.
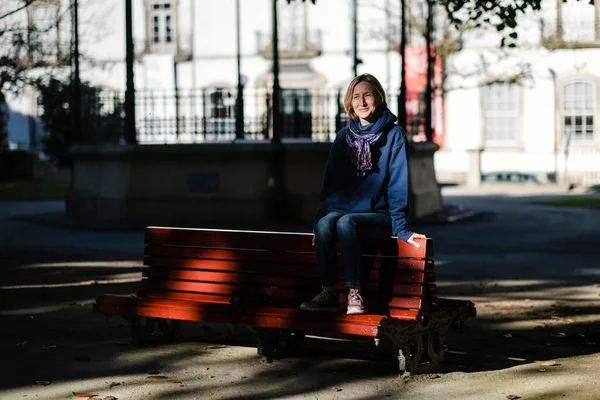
[209,376,215,379]
[538,368,547,372]
[42,344,57,351]
[429,374,441,379]
[241,376,248,380]
[207,345,228,349]
[72,392,97,398]
[166,380,182,384]
[36,381,51,386]
[107,382,120,389]
[147,375,168,380]
[147,370,160,375]
[503,333,513,338]
[541,361,560,367]
[205,368,210,371]
[551,332,567,338]
[331,387,342,392]
[103,397,117,400]
[506,395,520,400]
[16,341,28,346]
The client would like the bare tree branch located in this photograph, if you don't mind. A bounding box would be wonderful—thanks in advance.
[0,0,37,22]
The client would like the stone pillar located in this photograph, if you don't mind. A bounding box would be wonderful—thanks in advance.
[408,141,443,220]
[466,148,483,187]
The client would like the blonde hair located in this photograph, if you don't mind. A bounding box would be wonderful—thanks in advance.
[343,73,388,121]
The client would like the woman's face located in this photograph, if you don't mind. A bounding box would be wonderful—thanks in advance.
[351,81,379,125]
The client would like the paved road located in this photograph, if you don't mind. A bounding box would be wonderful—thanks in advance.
[0,186,599,400]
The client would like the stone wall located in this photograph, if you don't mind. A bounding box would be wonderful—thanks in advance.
[67,141,443,228]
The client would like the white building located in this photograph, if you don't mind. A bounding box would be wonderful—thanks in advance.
[3,0,599,186]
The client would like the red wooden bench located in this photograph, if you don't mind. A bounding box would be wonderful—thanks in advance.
[93,226,476,374]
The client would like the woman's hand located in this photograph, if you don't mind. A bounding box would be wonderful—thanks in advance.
[407,232,427,248]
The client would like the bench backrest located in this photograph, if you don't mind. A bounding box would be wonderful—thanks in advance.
[142,227,437,319]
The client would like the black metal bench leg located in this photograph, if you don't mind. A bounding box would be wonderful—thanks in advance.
[131,316,157,346]
[256,328,280,362]
[397,335,424,376]
[130,317,180,346]
[281,329,305,356]
[424,331,446,367]
[158,319,181,341]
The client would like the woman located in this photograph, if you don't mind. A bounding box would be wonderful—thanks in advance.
[300,73,426,315]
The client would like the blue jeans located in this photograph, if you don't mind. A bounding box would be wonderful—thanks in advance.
[314,211,393,288]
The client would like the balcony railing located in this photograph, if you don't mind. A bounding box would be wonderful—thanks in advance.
[135,34,193,61]
[255,30,322,59]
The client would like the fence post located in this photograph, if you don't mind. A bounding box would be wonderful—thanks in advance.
[335,90,343,133]
[202,89,207,139]
[265,92,271,139]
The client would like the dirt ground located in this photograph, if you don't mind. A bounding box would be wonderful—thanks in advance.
[1,185,599,399]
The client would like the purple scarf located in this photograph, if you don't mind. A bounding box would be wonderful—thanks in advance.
[346,119,386,176]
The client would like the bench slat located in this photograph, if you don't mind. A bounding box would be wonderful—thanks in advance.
[145,227,432,259]
[135,290,422,319]
[139,278,425,305]
[144,246,430,270]
[143,268,319,288]
[142,268,425,296]
[142,258,429,284]
[95,294,420,337]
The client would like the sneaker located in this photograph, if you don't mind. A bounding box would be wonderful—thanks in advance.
[346,289,367,315]
[300,287,339,312]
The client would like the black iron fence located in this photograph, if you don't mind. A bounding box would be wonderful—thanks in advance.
[69,87,438,145]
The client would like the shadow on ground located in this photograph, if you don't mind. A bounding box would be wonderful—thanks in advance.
[0,241,599,399]
[1,189,599,398]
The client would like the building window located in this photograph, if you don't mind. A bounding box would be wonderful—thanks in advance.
[562,80,595,144]
[26,2,62,64]
[561,1,596,42]
[147,1,176,52]
[280,1,303,52]
[481,82,520,146]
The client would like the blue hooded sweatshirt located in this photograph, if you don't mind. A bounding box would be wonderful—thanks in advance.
[315,108,413,242]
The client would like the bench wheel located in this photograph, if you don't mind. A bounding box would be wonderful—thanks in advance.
[131,316,157,346]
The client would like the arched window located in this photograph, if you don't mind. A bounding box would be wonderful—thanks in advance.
[562,80,595,144]
[205,88,235,137]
